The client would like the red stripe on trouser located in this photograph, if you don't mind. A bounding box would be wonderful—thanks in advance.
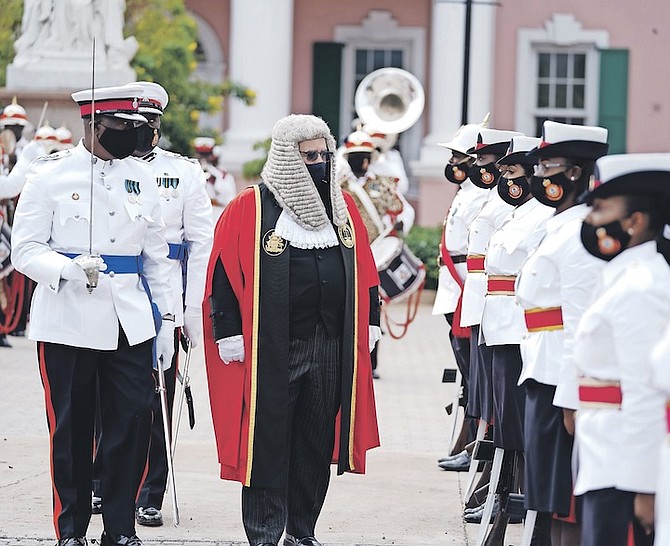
[38,341,64,539]
[666,401,670,434]
[486,277,516,294]
[466,256,485,272]
[524,307,564,331]
[578,385,622,406]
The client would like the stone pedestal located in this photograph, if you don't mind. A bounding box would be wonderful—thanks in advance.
[7,60,136,91]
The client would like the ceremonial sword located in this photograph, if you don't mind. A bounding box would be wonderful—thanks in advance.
[172,333,196,461]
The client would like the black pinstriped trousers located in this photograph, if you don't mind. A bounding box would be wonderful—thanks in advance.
[242,323,342,546]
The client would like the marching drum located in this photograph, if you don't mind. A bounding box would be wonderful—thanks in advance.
[371,235,425,302]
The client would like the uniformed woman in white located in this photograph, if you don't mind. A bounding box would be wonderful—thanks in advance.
[11,85,175,546]
[131,82,214,527]
[433,123,489,465]
[651,320,670,546]
[459,129,520,430]
[573,154,670,546]
[515,121,608,546]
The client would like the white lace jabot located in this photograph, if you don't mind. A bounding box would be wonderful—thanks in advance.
[274,209,339,249]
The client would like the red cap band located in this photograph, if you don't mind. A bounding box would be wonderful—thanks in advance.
[79,99,139,117]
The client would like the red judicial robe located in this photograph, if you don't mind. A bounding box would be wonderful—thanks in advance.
[203,183,380,488]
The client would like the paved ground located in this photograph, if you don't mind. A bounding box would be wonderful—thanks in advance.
[0,292,523,546]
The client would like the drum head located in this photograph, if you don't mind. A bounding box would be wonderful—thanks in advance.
[371,235,403,270]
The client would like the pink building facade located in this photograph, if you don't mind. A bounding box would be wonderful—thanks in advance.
[185,0,670,226]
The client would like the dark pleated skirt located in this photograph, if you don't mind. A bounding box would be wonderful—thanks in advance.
[523,380,573,516]
[491,344,525,451]
[465,325,494,422]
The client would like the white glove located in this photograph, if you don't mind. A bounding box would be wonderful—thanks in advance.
[61,255,107,283]
[216,335,245,365]
[369,325,382,352]
[183,305,203,348]
[155,322,175,371]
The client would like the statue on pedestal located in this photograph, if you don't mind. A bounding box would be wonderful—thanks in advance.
[7,0,138,89]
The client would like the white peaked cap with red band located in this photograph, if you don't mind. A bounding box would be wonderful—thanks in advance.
[468,128,523,156]
[528,120,608,160]
[134,81,169,115]
[497,136,541,166]
[194,137,216,153]
[438,124,483,156]
[71,84,147,122]
[583,153,670,202]
[343,129,376,155]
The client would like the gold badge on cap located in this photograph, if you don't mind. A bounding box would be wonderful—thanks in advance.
[338,223,355,248]
[263,229,286,256]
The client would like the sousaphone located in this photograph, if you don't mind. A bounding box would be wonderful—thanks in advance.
[354,67,425,135]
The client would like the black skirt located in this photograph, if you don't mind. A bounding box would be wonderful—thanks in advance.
[466,325,494,422]
[523,380,573,516]
[491,344,525,451]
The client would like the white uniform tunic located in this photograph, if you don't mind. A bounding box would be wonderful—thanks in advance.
[145,147,213,326]
[0,139,47,199]
[480,199,552,345]
[11,142,174,350]
[432,180,488,315]
[204,163,237,220]
[516,204,603,407]
[651,327,670,545]
[574,242,670,496]
[460,191,514,328]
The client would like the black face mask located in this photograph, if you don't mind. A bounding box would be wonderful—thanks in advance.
[530,172,575,208]
[98,125,139,159]
[497,175,532,206]
[580,219,631,261]
[444,162,470,185]
[306,161,328,184]
[136,124,160,154]
[468,162,499,189]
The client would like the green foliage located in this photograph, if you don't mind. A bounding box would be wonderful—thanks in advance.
[242,137,271,180]
[0,0,23,88]
[404,224,442,290]
[125,0,210,154]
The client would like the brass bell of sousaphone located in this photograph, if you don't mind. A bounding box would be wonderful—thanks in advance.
[354,67,425,135]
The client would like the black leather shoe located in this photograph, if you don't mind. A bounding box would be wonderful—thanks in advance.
[284,535,323,546]
[463,500,499,523]
[0,335,11,348]
[100,532,143,546]
[56,539,87,546]
[438,450,471,471]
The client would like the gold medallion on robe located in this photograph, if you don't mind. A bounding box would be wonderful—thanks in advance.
[338,223,355,248]
[263,229,286,256]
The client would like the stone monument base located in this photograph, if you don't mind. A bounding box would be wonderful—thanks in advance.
[6,61,136,91]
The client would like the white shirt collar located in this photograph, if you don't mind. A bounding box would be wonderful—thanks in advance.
[274,209,339,249]
[602,240,660,287]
